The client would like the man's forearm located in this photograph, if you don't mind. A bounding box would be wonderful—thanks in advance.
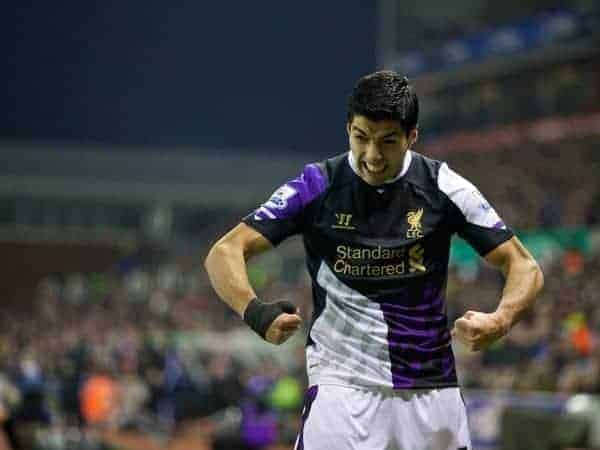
[494,256,544,330]
[454,237,545,351]
[204,226,301,345]
[204,241,257,317]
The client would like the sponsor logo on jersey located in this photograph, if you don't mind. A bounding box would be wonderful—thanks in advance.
[332,213,355,230]
[408,243,426,272]
[332,243,426,278]
[406,208,424,238]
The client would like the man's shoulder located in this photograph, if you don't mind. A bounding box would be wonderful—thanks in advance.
[410,150,445,166]
[302,151,351,189]
[405,151,447,191]
[282,152,349,207]
[313,151,348,176]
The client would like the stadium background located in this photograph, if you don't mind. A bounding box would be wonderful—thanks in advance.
[3,1,600,449]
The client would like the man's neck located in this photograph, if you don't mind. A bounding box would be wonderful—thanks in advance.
[348,150,412,185]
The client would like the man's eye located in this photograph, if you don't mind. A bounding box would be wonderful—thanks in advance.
[355,135,367,141]
[383,140,397,145]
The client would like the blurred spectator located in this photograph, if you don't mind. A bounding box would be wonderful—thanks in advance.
[80,372,119,426]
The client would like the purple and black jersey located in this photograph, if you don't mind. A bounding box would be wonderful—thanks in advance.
[243,150,513,389]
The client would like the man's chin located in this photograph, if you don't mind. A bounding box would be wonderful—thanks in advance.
[360,172,387,186]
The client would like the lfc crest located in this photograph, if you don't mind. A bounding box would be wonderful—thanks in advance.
[406,208,424,238]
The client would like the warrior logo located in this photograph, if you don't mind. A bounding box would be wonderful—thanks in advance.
[332,213,355,230]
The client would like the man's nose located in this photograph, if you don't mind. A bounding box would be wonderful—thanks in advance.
[364,142,383,163]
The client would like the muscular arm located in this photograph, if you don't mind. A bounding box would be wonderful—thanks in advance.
[204,223,273,317]
[452,236,544,351]
[204,223,302,344]
[485,235,544,329]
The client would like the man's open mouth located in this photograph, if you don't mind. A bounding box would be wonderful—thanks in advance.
[362,162,386,174]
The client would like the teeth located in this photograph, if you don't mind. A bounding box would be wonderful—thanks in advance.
[364,163,384,173]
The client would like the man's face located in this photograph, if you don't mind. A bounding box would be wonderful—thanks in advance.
[347,115,418,186]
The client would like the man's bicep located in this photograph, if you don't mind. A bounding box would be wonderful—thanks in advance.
[216,222,274,260]
[483,236,535,272]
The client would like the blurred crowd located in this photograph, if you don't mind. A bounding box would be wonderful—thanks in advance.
[0,258,309,450]
[444,136,600,230]
[394,0,599,53]
[421,59,599,137]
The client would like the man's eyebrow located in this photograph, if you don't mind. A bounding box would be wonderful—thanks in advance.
[351,125,368,134]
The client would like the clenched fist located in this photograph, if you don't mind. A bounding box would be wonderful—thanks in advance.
[451,310,509,351]
[243,298,302,345]
[265,310,302,345]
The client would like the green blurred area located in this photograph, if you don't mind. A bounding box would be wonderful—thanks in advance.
[450,227,590,268]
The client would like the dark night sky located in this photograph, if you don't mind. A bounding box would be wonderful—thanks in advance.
[4,2,376,154]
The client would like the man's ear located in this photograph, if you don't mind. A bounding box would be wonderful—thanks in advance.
[409,127,419,146]
[346,121,352,137]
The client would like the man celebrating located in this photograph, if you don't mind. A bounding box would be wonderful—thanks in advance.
[205,71,543,450]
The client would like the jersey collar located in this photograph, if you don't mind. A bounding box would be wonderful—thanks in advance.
[347,149,413,185]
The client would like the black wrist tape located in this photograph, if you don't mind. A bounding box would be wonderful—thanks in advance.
[243,298,296,338]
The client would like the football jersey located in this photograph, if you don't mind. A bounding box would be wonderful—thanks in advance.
[242,150,513,389]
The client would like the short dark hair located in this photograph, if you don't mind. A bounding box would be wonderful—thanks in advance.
[347,71,419,136]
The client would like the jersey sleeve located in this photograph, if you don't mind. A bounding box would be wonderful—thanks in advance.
[438,163,514,256]
[242,163,327,246]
